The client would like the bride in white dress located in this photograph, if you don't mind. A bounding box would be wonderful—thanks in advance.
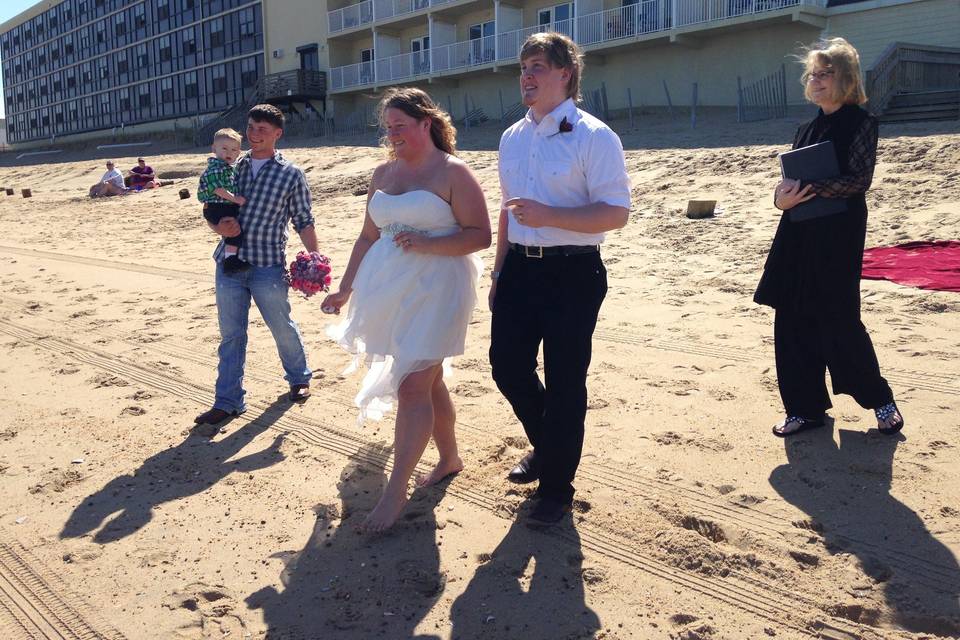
[322,88,491,532]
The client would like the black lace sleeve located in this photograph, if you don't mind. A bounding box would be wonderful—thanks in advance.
[810,117,878,199]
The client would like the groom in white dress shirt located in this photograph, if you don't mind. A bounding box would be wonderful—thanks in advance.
[489,32,631,524]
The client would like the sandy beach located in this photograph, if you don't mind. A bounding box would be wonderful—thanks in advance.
[0,111,958,640]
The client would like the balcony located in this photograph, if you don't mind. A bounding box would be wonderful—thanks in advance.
[328,0,825,91]
[328,0,482,34]
[328,0,374,34]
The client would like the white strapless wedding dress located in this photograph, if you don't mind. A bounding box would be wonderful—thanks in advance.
[327,189,482,421]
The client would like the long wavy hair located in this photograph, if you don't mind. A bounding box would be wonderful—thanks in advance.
[377,87,457,158]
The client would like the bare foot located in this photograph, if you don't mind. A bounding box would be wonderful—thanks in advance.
[416,456,464,487]
[358,491,409,533]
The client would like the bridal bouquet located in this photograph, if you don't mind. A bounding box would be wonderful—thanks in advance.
[287,251,332,297]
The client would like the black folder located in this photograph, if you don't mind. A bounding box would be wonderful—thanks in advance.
[779,140,847,222]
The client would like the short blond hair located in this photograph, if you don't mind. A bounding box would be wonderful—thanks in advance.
[800,37,867,105]
[521,32,584,103]
[213,127,242,143]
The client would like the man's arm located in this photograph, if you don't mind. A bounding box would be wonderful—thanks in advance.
[297,225,319,254]
[288,169,316,251]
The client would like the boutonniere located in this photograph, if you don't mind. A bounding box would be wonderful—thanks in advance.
[558,116,574,133]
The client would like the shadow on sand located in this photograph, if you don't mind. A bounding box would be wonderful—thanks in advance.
[248,443,449,639]
[769,423,960,636]
[60,395,292,544]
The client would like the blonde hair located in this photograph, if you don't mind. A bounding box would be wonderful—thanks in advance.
[521,31,584,102]
[377,87,457,157]
[213,127,242,143]
[800,37,868,105]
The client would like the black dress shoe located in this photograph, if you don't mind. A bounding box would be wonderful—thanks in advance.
[529,497,572,525]
[507,451,540,484]
[194,407,244,424]
[289,384,311,402]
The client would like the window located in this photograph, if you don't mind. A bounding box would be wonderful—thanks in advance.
[114,14,126,36]
[157,0,170,20]
[184,71,198,97]
[117,53,129,74]
[40,79,49,96]
[99,59,109,78]
[161,76,174,102]
[67,72,77,88]
[468,21,495,64]
[82,63,92,81]
[100,93,111,112]
[160,36,172,62]
[411,37,429,73]
[54,77,62,92]
[137,44,148,67]
[209,18,224,48]
[538,3,573,32]
[138,84,151,107]
[183,32,197,55]
[239,8,256,36]
[241,56,258,86]
[52,46,61,61]
[38,51,47,65]
[65,36,74,55]
[212,64,226,92]
[83,97,94,118]
[55,107,64,124]
[119,88,131,110]
[135,5,147,28]
[96,21,106,43]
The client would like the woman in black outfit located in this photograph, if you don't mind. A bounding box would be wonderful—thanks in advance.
[755,37,904,437]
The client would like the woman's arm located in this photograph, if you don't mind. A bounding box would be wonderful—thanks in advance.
[394,159,491,256]
[809,117,879,199]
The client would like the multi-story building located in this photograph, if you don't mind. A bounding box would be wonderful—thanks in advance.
[1,0,266,145]
[2,0,958,146]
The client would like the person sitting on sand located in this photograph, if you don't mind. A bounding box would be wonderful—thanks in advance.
[89,160,128,197]
[128,157,159,190]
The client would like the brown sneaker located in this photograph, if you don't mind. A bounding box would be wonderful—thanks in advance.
[194,407,244,424]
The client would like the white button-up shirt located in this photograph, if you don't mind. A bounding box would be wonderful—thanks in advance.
[499,98,631,247]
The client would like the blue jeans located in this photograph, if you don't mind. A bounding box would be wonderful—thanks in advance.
[214,262,311,412]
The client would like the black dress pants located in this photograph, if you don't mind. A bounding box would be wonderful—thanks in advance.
[774,309,893,418]
[489,249,607,504]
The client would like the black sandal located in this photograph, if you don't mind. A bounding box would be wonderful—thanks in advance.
[876,402,904,435]
[772,415,825,438]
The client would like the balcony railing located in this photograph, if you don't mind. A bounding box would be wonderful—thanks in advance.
[330,60,376,90]
[373,0,431,21]
[328,0,374,33]
[433,35,497,73]
[329,0,824,89]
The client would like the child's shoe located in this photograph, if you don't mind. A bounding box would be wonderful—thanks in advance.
[223,255,250,274]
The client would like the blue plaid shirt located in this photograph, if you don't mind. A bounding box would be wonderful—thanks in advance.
[212,150,314,267]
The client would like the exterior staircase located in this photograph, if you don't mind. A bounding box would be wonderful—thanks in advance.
[194,70,327,145]
[866,43,960,124]
[879,90,959,123]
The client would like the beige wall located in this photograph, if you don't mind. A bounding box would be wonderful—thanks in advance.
[823,0,960,69]
[263,0,330,73]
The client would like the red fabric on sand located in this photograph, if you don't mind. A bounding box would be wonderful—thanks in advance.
[861,241,960,293]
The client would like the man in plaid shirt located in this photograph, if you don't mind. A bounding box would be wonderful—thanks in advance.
[194,104,318,429]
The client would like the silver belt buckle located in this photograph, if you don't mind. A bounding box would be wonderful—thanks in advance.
[524,245,543,258]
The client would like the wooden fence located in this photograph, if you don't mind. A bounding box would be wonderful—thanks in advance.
[737,64,787,123]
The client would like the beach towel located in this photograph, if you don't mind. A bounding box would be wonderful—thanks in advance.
[862,241,960,293]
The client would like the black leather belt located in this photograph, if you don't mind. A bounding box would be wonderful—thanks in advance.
[510,243,599,258]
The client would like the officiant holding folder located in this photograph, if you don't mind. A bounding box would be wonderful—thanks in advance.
[754,37,904,438]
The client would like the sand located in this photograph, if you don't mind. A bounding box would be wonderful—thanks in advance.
[0,111,958,640]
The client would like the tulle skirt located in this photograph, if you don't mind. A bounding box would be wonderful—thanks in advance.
[327,238,481,422]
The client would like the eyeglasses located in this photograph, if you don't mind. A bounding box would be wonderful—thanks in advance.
[806,70,835,82]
